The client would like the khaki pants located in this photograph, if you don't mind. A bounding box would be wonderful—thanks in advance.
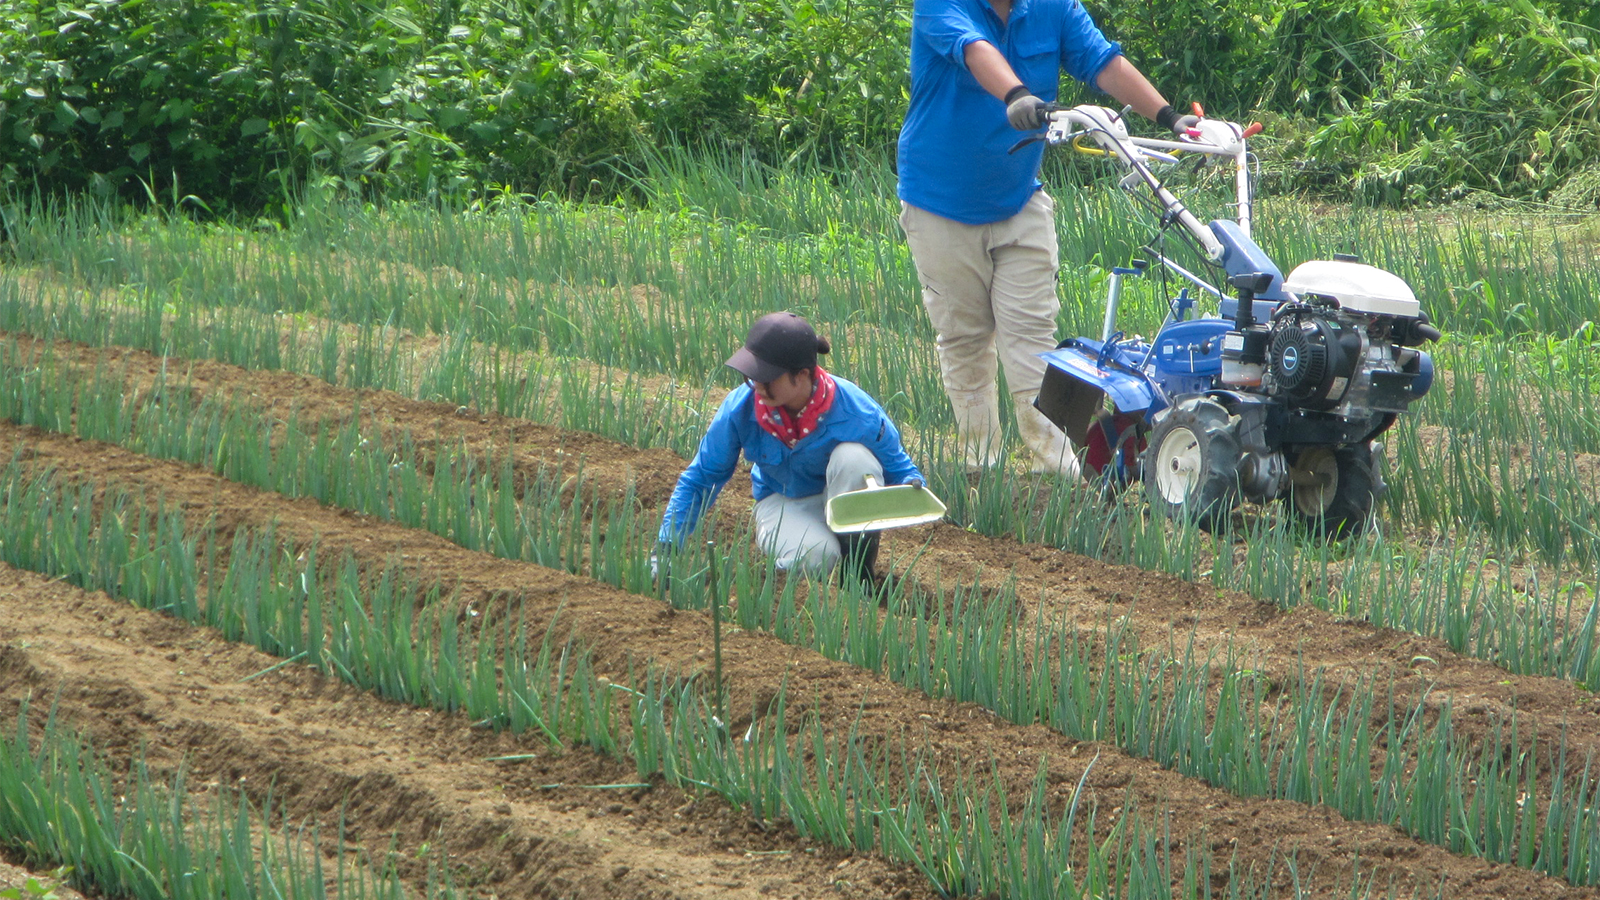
[752,442,883,575]
[900,191,1079,476]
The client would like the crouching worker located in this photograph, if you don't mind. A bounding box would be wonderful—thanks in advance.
[657,312,925,582]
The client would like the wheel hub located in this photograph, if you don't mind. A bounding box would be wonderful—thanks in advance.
[1154,425,1204,505]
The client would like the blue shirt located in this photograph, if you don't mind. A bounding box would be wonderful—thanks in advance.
[658,376,924,546]
[897,0,1121,225]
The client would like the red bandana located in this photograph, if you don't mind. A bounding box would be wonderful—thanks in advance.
[753,367,836,447]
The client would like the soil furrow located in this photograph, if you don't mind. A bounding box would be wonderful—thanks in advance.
[10,334,1600,763]
[0,330,687,501]
[0,421,1591,897]
[0,563,937,900]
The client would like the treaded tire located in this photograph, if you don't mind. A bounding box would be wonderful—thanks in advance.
[1143,397,1241,531]
[1289,443,1376,537]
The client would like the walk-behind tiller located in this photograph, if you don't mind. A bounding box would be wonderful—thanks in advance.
[1031,105,1440,534]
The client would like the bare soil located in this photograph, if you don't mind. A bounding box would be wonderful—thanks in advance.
[0,861,84,900]
[13,334,1600,756]
[0,565,935,900]
[2,336,1600,897]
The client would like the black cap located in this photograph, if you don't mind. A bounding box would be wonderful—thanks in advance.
[726,312,829,383]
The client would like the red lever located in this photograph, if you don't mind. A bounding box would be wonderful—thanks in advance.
[1242,122,1264,138]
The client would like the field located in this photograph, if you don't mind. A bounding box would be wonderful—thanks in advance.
[3,156,1600,899]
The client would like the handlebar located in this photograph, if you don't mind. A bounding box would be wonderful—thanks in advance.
[1041,103,1256,160]
[1038,104,1262,256]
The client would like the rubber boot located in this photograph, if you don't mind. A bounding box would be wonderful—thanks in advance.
[1014,391,1082,479]
[949,383,1002,472]
[836,531,881,587]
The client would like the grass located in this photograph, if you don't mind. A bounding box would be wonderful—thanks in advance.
[5,304,1600,698]
[5,166,1599,569]
[5,364,1600,888]
[2,153,1600,893]
[0,698,448,900]
[0,462,1296,900]
[5,208,1598,562]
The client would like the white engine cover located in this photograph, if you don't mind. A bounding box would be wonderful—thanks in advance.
[1282,260,1421,318]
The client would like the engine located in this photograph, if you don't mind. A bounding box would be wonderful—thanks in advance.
[1208,259,1438,504]
[1264,305,1361,408]
[1253,260,1436,417]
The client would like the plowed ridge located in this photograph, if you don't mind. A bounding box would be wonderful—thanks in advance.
[0,338,1595,896]
[0,563,939,900]
[11,333,1600,759]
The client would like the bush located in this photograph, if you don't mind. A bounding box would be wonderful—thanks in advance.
[1083,0,1272,114]
[1301,0,1600,203]
[0,1,456,208]
[1,0,1596,210]
[0,0,913,209]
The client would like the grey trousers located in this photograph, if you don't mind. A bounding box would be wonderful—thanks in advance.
[752,442,883,575]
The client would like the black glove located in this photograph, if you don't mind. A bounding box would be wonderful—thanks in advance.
[904,475,925,490]
[1004,85,1046,131]
[1155,104,1201,137]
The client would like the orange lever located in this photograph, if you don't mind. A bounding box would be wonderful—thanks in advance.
[1242,122,1264,138]
[1191,101,1206,117]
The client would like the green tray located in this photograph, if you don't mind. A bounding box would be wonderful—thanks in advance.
[826,475,947,534]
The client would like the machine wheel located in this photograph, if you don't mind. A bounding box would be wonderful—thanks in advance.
[1143,398,1241,530]
[1288,443,1376,536]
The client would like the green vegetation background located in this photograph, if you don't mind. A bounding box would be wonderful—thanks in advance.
[2,0,1598,212]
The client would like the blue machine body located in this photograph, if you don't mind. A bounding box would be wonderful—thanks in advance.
[1039,339,1162,416]
[1039,217,1432,437]
[1147,317,1230,397]
[1041,220,1287,418]
[1210,220,1287,322]
[1412,351,1435,398]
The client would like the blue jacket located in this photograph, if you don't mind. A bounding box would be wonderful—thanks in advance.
[897,0,1121,225]
[658,376,924,546]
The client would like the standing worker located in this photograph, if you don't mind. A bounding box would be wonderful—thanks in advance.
[897,0,1202,475]
[657,312,926,583]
